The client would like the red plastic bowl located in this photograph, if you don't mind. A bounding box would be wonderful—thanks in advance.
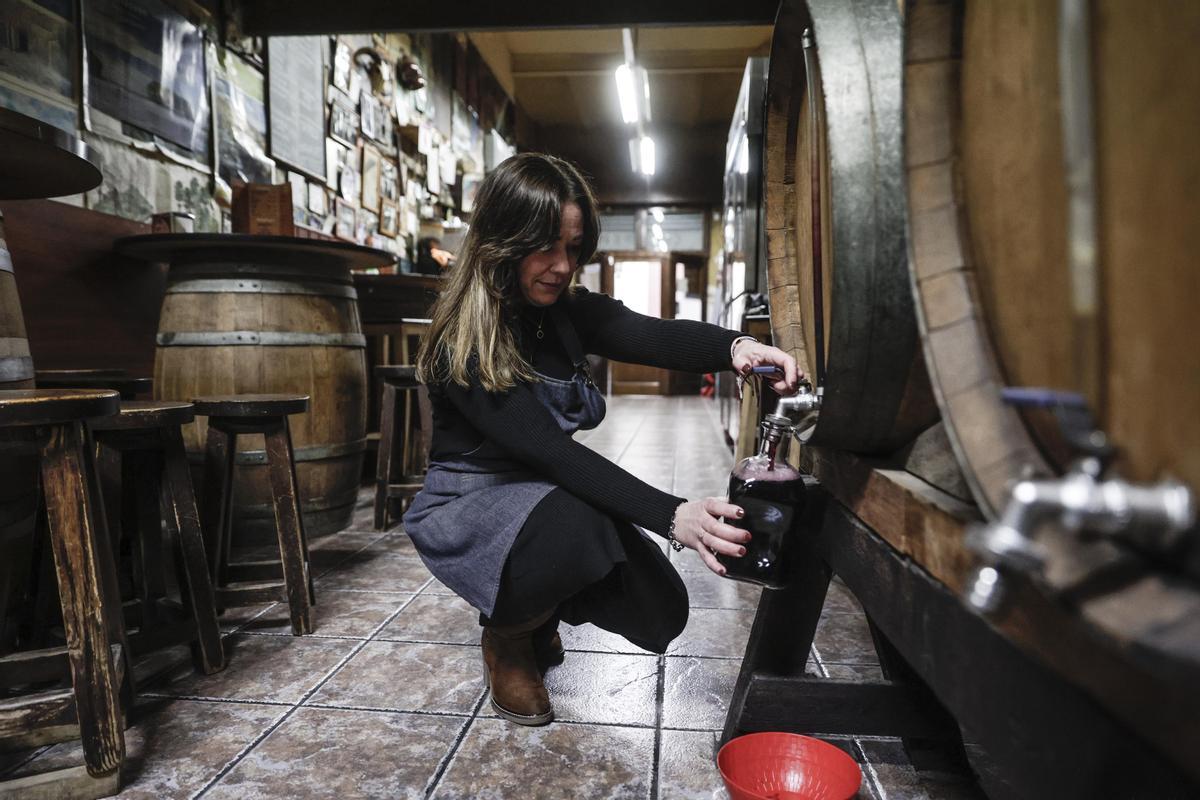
[717,732,863,800]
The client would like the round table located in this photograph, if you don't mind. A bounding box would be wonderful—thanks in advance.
[117,233,395,539]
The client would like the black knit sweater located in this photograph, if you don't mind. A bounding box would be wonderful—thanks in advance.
[427,287,742,536]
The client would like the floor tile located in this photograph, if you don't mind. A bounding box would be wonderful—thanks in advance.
[559,622,654,655]
[662,656,741,730]
[658,729,729,800]
[432,719,654,800]
[819,662,887,683]
[859,740,985,800]
[309,640,484,714]
[308,530,383,569]
[149,634,356,704]
[814,613,880,665]
[218,603,276,634]
[7,697,283,799]
[239,592,411,639]
[377,593,481,645]
[480,652,658,727]
[679,569,763,610]
[315,552,433,594]
[205,707,464,800]
[825,578,865,614]
[668,608,755,659]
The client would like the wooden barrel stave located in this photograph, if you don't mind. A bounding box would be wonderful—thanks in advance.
[155,267,367,540]
[905,0,1200,515]
[0,217,38,651]
[766,0,938,454]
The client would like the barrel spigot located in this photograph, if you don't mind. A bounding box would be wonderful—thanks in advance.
[774,380,822,437]
[964,388,1197,615]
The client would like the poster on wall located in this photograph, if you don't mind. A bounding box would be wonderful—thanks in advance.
[0,0,78,130]
[267,35,325,181]
[84,0,210,154]
[213,51,274,188]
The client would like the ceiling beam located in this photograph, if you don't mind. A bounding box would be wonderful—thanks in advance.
[237,0,780,36]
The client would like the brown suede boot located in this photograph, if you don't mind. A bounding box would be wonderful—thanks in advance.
[532,616,565,670]
[481,611,555,726]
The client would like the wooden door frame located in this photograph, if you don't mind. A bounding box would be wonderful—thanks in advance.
[598,251,674,394]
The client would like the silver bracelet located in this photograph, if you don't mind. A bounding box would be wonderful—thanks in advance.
[730,335,757,363]
[666,505,685,552]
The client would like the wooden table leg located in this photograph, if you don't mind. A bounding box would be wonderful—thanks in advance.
[375,381,398,531]
[39,421,125,777]
[160,426,224,675]
[263,420,312,636]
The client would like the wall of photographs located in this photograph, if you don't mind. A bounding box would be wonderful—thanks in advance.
[0,0,519,266]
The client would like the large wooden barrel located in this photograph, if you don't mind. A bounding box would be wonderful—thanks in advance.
[0,215,37,649]
[122,235,387,540]
[904,0,1200,515]
[765,0,938,454]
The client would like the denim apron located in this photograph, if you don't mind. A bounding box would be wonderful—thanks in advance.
[402,304,606,615]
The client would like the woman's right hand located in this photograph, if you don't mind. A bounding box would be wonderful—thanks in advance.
[671,498,752,576]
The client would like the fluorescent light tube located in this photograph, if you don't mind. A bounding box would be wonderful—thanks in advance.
[615,64,639,124]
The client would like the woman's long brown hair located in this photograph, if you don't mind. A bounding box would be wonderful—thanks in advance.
[415,153,600,392]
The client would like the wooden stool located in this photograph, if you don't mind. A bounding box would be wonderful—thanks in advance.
[0,389,127,787]
[35,370,153,401]
[89,401,224,681]
[193,394,314,636]
[374,366,430,531]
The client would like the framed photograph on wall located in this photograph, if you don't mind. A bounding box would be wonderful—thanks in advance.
[380,159,399,202]
[380,200,399,236]
[355,207,379,245]
[332,39,353,94]
[329,98,358,147]
[308,182,328,215]
[335,198,355,240]
[360,93,381,141]
[361,145,382,211]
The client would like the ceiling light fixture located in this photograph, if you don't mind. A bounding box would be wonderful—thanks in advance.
[629,135,655,176]
[615,63,639,124]
[617,28,656,178]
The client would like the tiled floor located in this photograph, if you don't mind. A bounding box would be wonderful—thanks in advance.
[1,396,984,799]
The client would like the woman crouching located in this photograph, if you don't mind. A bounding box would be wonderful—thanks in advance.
[405,153,799,725]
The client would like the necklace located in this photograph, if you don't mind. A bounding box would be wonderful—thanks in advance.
[535,311,546,340]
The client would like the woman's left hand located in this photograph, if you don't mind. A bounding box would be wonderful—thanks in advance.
[732,339,802,395]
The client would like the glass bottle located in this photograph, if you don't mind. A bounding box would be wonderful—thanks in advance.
[718,414,806,588]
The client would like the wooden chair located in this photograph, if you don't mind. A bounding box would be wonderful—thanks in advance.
[0,389,127,795]
[89,401,224,683]
[373,366,430,531]
[192,394,314,636]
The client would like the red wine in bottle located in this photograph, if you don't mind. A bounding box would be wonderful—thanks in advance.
[718,415,805,588]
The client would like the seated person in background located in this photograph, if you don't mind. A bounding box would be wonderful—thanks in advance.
[415,236,455,274]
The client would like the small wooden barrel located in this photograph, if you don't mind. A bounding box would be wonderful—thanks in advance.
[765,0,938,453]
[124,235,390,540]
[904,0,1200,515]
